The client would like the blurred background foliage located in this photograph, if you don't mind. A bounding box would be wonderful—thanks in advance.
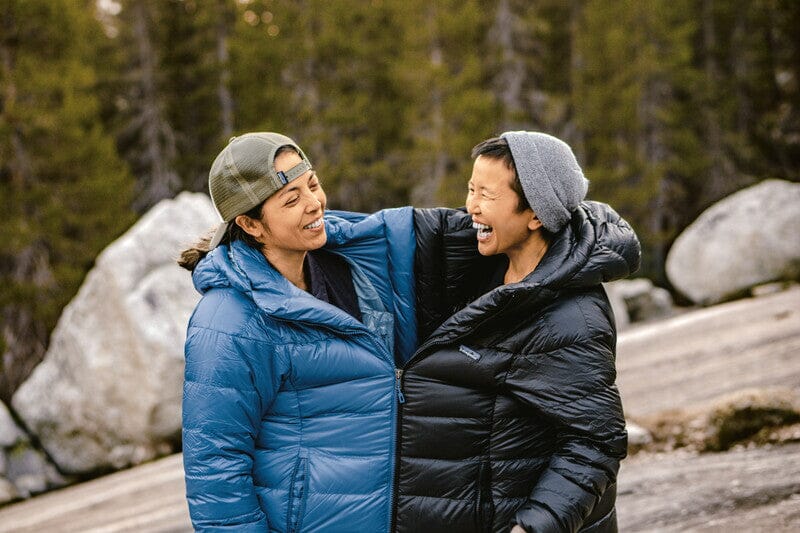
[1,0,798,401]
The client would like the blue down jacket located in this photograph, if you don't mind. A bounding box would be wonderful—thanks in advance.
[182,208,416,532]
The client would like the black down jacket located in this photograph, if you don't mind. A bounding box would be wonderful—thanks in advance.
[395,202,641,533]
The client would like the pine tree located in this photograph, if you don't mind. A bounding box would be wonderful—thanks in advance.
[394,0,499,208]
[159,0,229,192]
[487,0,577,138]
[113,0,180,212]
[573,0,703,281]
[0,0,134,402]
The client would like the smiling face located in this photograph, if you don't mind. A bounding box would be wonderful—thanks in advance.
[235,149,327,266]
[466,155,542,260]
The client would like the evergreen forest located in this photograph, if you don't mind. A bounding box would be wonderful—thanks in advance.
[1,0,798,401]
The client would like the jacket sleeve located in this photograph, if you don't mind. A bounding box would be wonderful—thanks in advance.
[324,207,418,363]
[505,296,627,533]
[182,325,284,532]
[413,208,499,340]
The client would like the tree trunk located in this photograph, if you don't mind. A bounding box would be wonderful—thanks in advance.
[215,0,234,141]
[130,0,178,211]
[635,7,669,281]
[568,0,586,161]
[411,5,447,207]
[0,10,49,402]
[701,0,732,200]
[491,0,524,130]
[731,5,752,144]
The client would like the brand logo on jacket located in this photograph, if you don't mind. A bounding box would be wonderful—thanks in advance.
[458,345,481,360]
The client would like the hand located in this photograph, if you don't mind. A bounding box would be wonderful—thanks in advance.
[510,525,527,533]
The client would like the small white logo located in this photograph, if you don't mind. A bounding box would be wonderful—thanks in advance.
[458,345,481,361]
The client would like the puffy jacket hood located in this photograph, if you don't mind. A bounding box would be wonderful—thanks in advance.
[192,238,369,332]
[421,201,640,346]
[530,200,640,290]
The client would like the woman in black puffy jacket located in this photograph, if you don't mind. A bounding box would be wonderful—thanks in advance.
[395,132,641,533]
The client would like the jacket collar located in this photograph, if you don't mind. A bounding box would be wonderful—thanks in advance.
[424,201,640,344]
[192,240,367,332]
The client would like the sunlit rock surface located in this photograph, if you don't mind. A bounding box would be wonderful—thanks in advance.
[666,179,800,305]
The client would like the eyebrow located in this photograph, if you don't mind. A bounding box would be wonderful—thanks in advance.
[278,171,317,198]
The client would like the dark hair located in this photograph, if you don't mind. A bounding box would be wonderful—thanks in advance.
[177,199,267,272]
[178,145,298,271]
[471,136,530,213]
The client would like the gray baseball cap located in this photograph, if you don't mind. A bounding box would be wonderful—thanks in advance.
[208,132,313,248]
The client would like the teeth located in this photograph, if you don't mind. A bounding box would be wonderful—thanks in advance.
[304,218,323,229]
[473,221,493,240]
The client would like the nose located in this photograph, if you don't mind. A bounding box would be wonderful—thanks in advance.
[466,193,478,214]
[304,190,322,212]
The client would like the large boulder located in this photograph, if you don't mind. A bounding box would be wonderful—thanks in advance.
[12,192,217,475]
[666,179,800,305]
[0,402,26,450]
[605,278,674,323]
[0,400,66,504]
[604,283,630,330]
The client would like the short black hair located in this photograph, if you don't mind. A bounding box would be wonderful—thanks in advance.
[471,136,531,213]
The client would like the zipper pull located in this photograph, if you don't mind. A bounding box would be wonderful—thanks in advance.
[395,369,405,404]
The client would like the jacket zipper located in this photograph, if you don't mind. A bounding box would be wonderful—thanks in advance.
[272,316,400,532]
[391,299,520,531]
[390,330,476,532]
[395,369,405,404]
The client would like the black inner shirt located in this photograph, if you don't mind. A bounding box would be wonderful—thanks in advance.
[304,249,362,322]
[480,254,509,295]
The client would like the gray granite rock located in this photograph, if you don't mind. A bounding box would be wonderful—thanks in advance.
[666,179,800,305]
[11,192,217,475]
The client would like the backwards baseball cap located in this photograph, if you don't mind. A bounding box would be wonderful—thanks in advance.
[208,132,313,248]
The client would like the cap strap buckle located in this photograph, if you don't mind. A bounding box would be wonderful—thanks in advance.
[277,159,311,185]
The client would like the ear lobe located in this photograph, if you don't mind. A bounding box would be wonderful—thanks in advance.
[234,214,264,239]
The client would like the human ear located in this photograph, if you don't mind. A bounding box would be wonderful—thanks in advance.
[234,214,264,239]
[528,213,543,231]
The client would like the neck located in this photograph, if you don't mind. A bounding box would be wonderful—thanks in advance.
[263,248,309,290]
[504,232,549,285]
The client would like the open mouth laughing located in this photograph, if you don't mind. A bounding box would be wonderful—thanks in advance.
[473,222,493,241]
[303,218,323,230]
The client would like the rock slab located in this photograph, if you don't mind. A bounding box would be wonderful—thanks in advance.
[666,179,800,305]
[605,278,673,324]
[616,286,800,420]
[618,443,800,532]
[0,401,66,504]
[11,192,217,475]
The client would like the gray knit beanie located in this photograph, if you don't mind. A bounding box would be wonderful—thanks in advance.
[501,131,589,232]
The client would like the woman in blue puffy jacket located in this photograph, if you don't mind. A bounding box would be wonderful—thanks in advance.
[178,132,416,532]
